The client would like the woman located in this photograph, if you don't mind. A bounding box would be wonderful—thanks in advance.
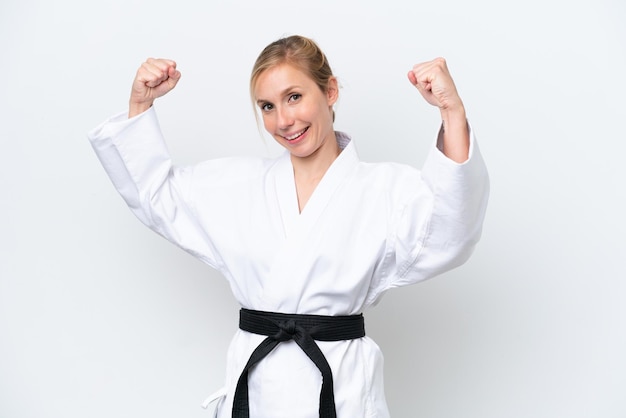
[88,35,489,418]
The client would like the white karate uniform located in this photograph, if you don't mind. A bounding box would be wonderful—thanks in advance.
[88,107,489,417]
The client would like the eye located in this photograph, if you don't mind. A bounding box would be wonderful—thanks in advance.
[260,102,274,112]
[288,93,302,103]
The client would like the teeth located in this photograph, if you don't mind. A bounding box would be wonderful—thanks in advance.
[285,128,307,141]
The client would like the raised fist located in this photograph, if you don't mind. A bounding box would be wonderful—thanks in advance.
[407,58,463,112]
[129,58,181,117]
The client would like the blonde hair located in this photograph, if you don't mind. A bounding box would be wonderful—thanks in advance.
[250,35,336,121]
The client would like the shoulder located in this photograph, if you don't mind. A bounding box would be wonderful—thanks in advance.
[356,160,421,185]
[186,155,281,188]
[338,131,423,193]
[341,161,424,211]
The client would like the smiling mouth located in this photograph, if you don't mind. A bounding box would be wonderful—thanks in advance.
[284,127,309,141]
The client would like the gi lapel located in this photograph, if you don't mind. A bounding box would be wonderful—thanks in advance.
[265,135,360,311]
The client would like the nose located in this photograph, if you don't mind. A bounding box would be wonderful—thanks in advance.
[277,106,294,130]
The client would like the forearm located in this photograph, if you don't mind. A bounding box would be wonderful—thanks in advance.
[129,101,153,118]
[440,105,469,163]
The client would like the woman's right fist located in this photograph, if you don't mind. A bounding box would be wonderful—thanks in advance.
[129,58,181,117]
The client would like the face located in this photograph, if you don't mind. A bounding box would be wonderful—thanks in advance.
[253,63,338,160]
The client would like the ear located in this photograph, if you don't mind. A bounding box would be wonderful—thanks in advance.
[326,76,339,106]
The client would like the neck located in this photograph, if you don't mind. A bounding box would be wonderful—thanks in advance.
[290,132,341,213]
[290,132,341,181]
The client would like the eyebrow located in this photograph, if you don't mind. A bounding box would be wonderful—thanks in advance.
[256,85,302,105]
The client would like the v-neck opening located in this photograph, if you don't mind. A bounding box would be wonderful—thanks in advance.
[274,132,358,239]
[295,160,337,216]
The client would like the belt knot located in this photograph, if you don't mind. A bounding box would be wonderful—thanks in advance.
[273,319,301,341]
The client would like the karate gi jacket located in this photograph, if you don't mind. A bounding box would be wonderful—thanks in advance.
[88,107,490,418]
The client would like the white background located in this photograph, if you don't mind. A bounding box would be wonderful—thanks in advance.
[1,0,625,417]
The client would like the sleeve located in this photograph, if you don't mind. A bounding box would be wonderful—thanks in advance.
[87,107,224,270]
[388,122,490,288]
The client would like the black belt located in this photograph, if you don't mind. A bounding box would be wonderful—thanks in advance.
[232,308,366,418]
